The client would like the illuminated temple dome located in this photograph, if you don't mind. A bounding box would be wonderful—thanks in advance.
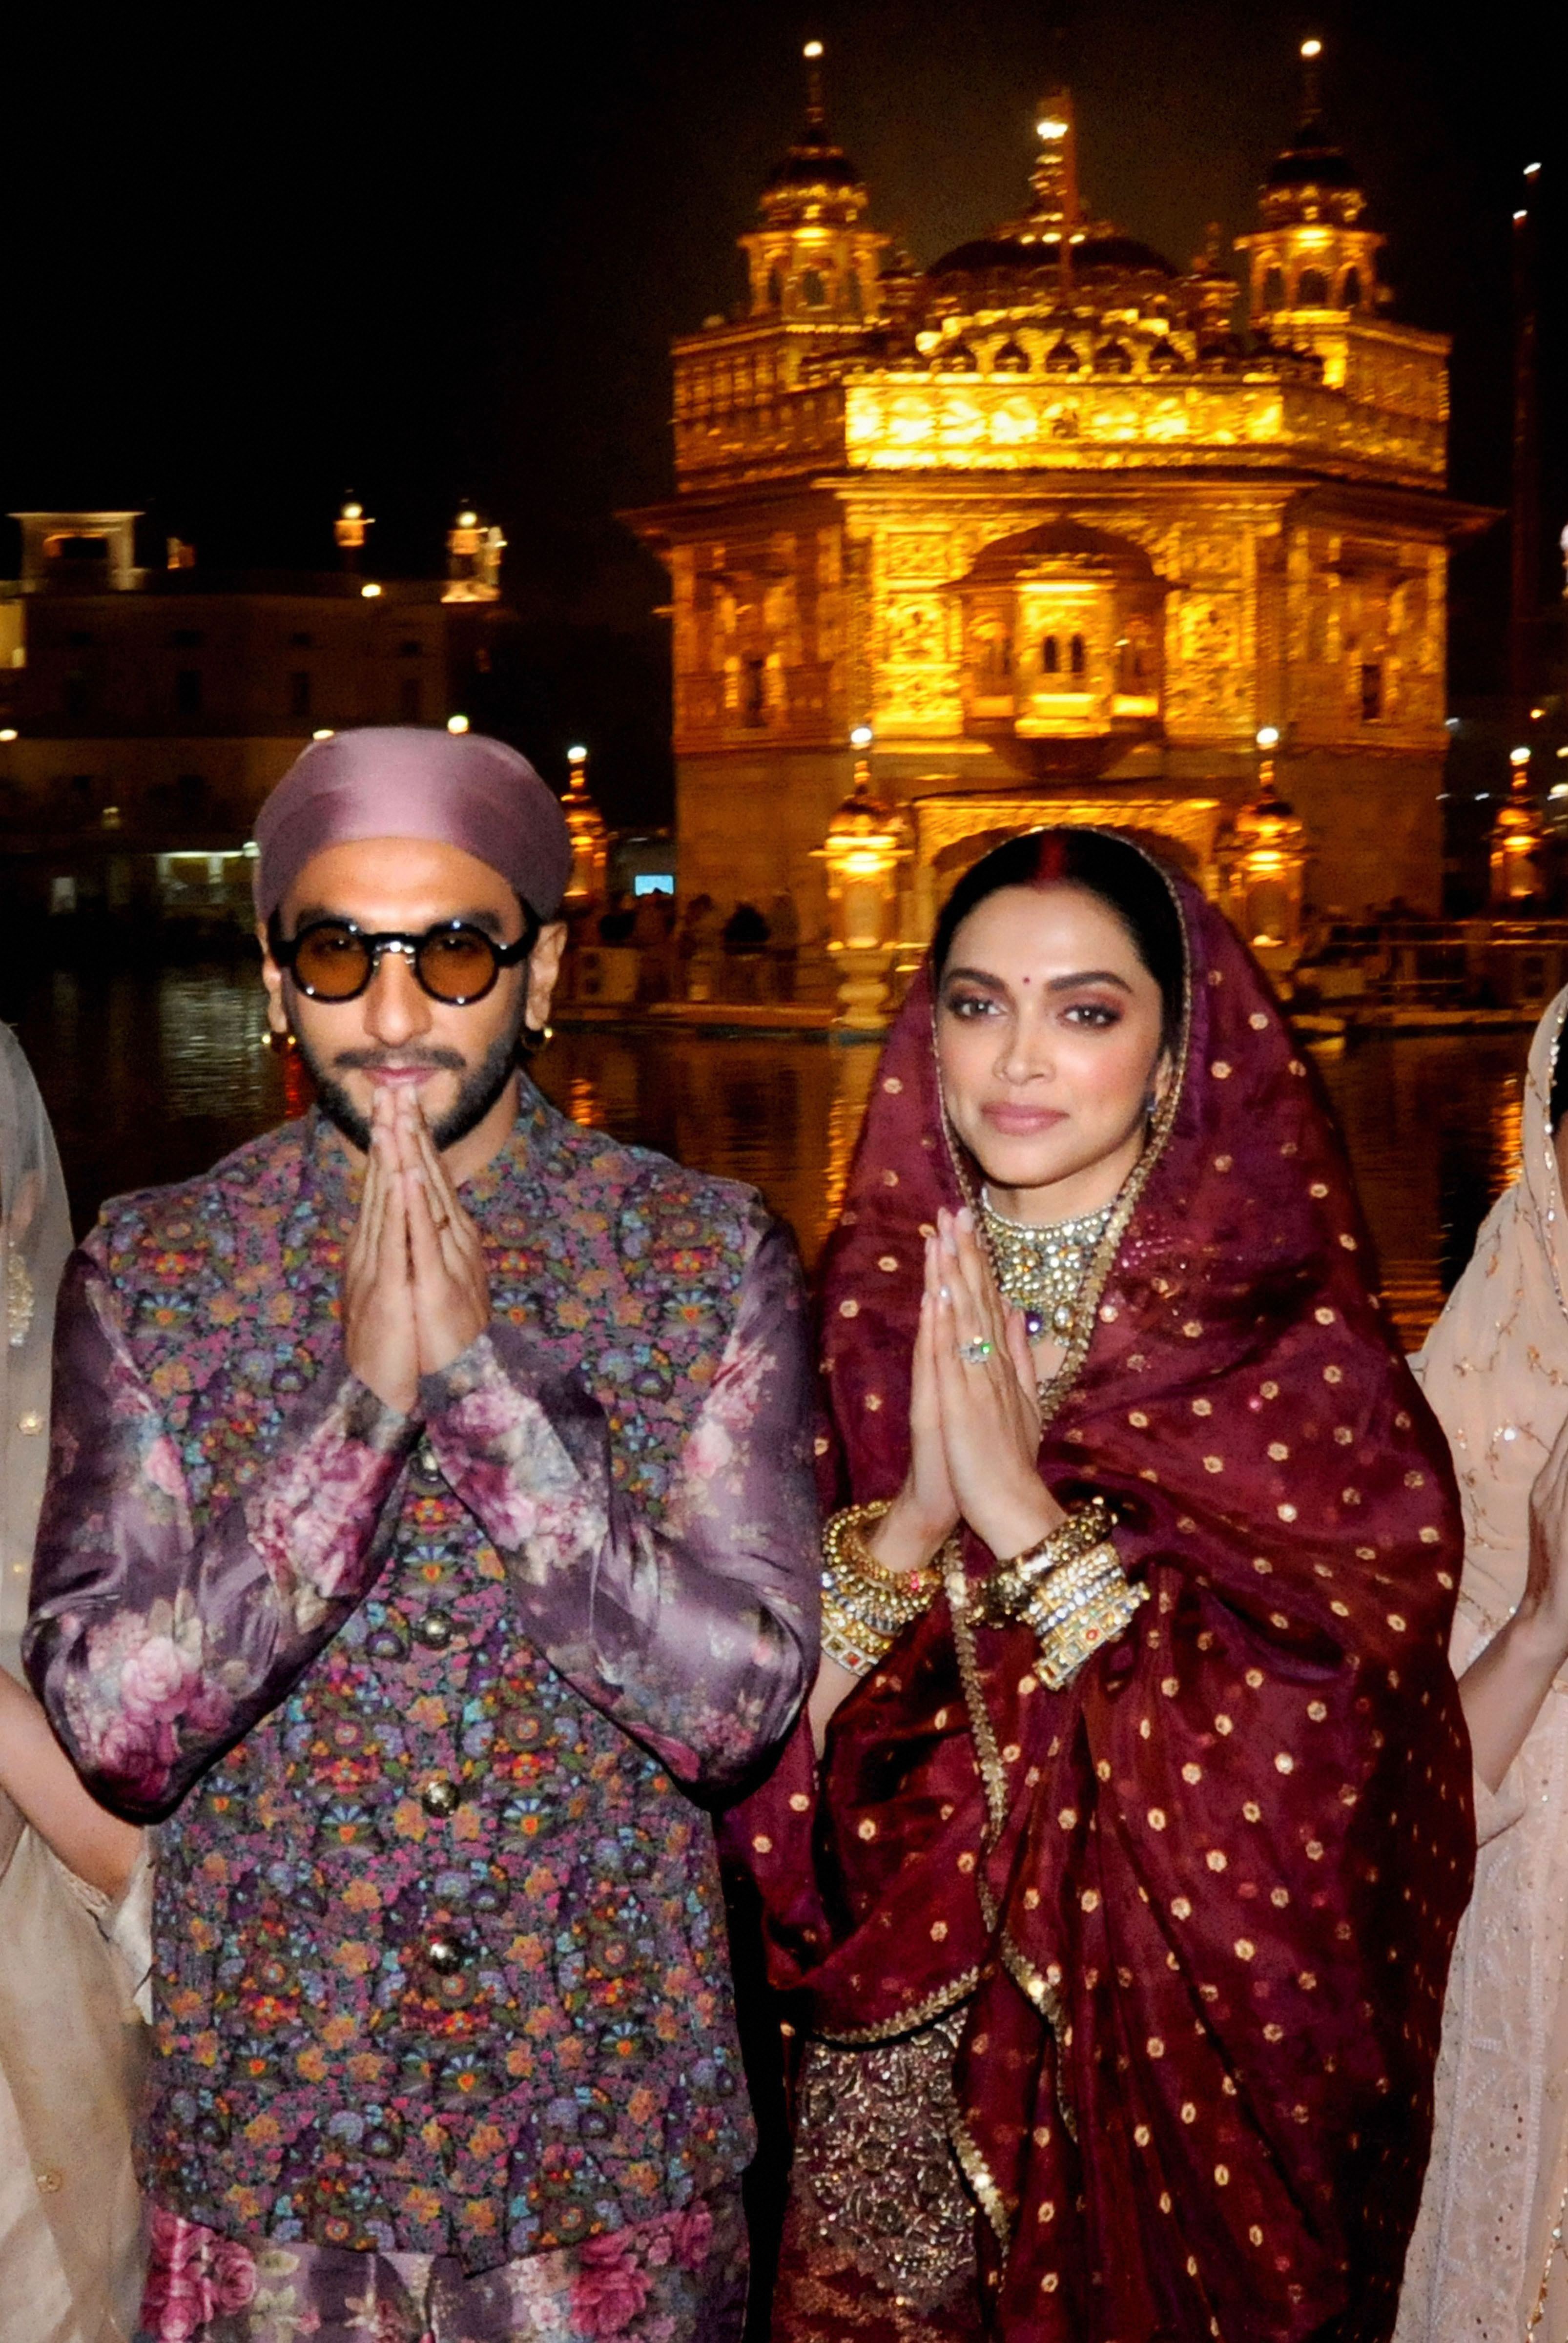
[626,42,1494,935]
[925,88,1178,308]
[1236,41,1387,334]
[741,42,887,326]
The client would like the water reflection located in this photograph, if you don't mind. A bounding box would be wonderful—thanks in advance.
[3,962,1532,1347]
[1311,1034,1524,1344]
[537,1030,880,1272]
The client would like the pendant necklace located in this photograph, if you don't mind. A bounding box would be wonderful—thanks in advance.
[979,1190,1114,1347]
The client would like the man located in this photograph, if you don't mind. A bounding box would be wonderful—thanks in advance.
[26,727,819,2341]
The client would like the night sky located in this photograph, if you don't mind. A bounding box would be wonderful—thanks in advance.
[2,0,1559,820]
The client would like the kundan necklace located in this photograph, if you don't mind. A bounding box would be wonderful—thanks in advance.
[980,1190,1114,1346]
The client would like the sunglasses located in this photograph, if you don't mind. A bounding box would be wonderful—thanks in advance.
[270,916,530,1006]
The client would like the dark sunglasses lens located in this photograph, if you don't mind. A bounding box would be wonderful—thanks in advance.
[291,924,373,1000]
[415,927,501,1003]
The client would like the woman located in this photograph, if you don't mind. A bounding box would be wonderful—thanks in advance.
[732,830,1473,2343]
[1395,987,1568,2342]
[0,1023,146,2339]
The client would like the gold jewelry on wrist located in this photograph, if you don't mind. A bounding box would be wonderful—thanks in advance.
[974,1497,1147,1690]
[821,1501,943,1678]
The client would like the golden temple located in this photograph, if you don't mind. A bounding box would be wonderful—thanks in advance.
[625,45,1493,936]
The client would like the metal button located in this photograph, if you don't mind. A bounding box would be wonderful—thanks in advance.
[420,1775,461,1818]
[35,2169,62,2194]
[413,1612,454,1650]
[18,1412,43,1436]
[425,1937,464,1976]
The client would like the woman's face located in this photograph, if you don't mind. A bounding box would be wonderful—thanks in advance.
[936,881,1171,1221]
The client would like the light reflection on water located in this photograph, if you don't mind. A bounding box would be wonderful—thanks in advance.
[6,964,1530,1349]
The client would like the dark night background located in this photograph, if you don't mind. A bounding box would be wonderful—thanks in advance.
[2,0,1560,823]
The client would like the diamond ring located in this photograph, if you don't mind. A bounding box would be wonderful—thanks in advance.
[959,1336,994,1366]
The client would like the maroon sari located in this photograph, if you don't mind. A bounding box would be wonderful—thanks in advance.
[730,864,1472,2342]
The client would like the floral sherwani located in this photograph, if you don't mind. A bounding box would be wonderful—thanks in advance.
[24,1087,818,2333]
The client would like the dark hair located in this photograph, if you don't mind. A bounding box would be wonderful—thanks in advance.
[1552,1023,1568,1137]
[931,828,1186,1049]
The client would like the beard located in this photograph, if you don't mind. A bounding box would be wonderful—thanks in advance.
[298,1018,523,1156]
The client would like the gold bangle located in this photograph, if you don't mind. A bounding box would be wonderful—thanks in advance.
[821,1502,942,1678]
[821,1590,894,1677]
[976,1498,1117,1629]
[973,1497,1146,1686]
[996,1497,1115,1580]
[823,1504,943,1613]
[1034,1572,1149,1691]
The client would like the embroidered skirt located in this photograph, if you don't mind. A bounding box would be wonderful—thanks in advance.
[136,2186,747,2343]
[769,2011,983,2342]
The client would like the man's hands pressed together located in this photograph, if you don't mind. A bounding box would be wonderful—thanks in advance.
[343,1086,492,1417]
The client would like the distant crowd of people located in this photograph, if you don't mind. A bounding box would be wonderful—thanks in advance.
[581,886,805,1003]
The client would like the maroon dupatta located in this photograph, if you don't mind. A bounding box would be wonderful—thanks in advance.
[729,856,1471,2342]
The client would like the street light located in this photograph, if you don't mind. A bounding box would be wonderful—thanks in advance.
[561,745,607,908]
[816,725,911,1028]
[447,714,470,736]
[1493,750,1542,906]
[1221,732,1307,968]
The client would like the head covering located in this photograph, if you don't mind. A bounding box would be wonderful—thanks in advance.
[0,1027,71,1680]
[1396,995,1568,2343]
[252,727,572,923]
[729,833,1471,2341]
[1413,986,1568,1637]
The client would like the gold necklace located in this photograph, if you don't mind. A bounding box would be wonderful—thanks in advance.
[980,1190,1114,1345]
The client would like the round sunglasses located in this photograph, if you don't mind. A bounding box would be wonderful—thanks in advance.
[270,916,530,1006]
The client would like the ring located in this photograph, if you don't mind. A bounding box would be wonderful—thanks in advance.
[959,1337,994,1366]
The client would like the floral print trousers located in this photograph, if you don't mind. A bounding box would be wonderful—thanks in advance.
[137,2190,748,2343]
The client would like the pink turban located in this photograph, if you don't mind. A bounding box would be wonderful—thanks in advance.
[252,727,572,923]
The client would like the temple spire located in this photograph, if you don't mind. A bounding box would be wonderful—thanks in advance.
[1298,36,1324,130]
[740,40,888,322]
[1030,89,1080,237]
[1235,35,1384,323]
[803,38,825,134]
[1030,88,1079,299]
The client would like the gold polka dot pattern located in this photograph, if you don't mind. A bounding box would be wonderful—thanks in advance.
[728,867,1471,2337]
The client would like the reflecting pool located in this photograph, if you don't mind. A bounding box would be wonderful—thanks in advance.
[6,963,1531,1349]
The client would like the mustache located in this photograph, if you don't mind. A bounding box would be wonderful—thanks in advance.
[330,1048,467,1073]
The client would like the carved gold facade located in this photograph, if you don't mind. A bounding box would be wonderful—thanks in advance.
[626,51,1492,933]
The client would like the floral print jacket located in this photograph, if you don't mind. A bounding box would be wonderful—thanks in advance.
[24,1091,819,2272]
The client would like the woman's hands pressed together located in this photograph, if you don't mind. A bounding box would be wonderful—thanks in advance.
[867,1205,1063,1579]
[343,1086,491,1418]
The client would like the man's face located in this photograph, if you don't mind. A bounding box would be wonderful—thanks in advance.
[259,835,564,1157]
